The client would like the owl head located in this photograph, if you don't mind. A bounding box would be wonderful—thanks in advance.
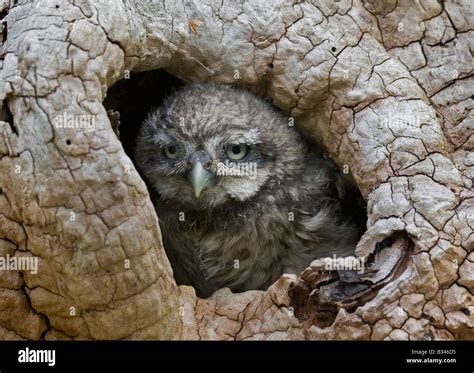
[135,83,305,209]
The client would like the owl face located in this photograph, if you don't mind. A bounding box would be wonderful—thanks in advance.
[135,83,305,209]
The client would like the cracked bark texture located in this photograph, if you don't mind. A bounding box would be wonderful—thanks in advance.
[0,0,472,340]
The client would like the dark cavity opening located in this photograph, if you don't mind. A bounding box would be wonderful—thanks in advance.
[0,101,17,135]
[1,21,7,44]
[104,69,367,298]
[103,70,184,158]
[0,7,8,22]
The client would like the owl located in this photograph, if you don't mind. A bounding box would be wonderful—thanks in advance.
[135,83,361,297]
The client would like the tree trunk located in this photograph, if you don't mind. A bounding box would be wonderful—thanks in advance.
[0,0,472,340]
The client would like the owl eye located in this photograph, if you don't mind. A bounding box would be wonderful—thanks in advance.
[163,145,178,159]
[226,143,248,160]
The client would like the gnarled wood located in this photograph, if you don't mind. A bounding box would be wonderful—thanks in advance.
[0,0,472,340]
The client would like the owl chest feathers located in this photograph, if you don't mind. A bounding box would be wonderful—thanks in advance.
[158,196,351,297]
[161,209,294,294]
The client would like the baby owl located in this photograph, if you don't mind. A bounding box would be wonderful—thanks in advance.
[135,83,361,297]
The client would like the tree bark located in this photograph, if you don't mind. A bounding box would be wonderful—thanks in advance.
[0,0,472,340]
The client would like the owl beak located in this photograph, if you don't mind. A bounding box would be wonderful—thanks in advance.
[188,161,214,198]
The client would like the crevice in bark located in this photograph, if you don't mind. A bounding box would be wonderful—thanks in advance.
[289,233,414,328]
[0,101,16,135]
[1,20,6,44]
[0,1,7,60]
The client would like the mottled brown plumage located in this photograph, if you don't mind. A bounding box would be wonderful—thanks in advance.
[135,83,361,297]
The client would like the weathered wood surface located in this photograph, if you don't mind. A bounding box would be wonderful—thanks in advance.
[0,0,472,340]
